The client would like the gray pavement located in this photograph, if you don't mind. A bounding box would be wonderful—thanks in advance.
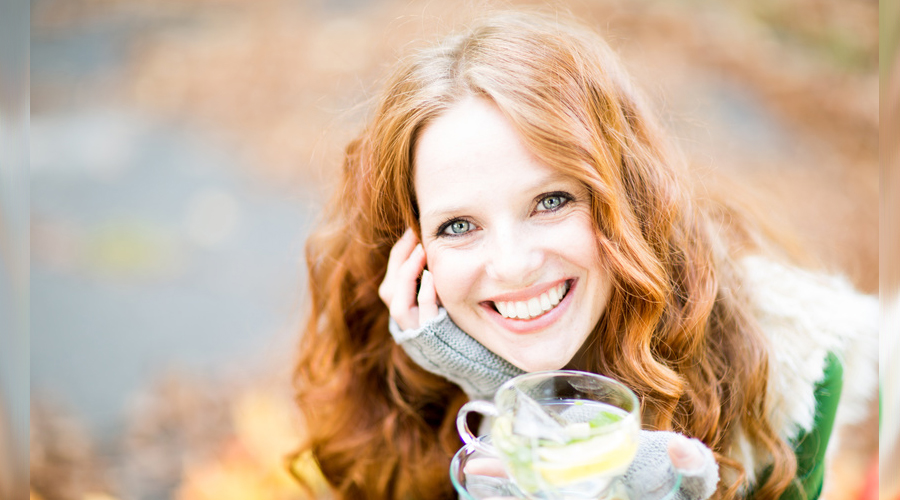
[31,4,317,442]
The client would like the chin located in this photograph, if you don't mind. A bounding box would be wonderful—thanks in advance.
[512,356,570,373]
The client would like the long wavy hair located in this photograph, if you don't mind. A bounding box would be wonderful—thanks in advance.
[293,11,795,500]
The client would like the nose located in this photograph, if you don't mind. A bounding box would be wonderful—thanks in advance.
[484,226,545,285]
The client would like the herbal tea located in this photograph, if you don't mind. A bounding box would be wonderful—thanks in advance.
[491,398,638,499]
[457,371,641,500]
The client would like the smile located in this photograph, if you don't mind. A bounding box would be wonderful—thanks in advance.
[493,281,571,320]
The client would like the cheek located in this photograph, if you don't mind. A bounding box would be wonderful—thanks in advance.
[554,216,602,264]
[426,249,476,305]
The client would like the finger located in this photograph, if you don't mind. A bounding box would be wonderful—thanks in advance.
[667,435,719,499]
[387,228,418,270]
[390,244,426,329]
[418,269,440,325]
[462,457,507,478]
[379,228,417,303]
[667,434,706,473]
[394,244,426,309]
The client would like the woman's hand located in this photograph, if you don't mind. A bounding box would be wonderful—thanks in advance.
[381,229,524,399]
[624,431,718,500]
[666,434,707,472]
[379,228,440,330]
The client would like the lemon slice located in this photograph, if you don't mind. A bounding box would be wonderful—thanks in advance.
[535,434,637,485]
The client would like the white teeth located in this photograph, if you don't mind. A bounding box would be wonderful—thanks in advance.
[540,294,552,311]
[515,302,529,319]
[494,281,570,320]
[548,286,560,305]
[527,297,542,317]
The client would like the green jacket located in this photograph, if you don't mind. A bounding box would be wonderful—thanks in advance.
[750,352,843,499]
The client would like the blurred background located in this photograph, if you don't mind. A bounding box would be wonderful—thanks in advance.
[881,1,900,500]
[28,0,878,499]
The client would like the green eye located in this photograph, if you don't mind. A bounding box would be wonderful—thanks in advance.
[539,195,565,211]
[445,220,472,235]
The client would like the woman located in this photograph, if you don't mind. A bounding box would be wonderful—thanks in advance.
[292,11,876,500]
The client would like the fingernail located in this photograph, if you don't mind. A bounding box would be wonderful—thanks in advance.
[670,439,691,460]
[414,243,423,254]
[421,269,432,281]
[669,435,703,472]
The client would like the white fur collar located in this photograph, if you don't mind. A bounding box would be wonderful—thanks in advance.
[725,256,878,489]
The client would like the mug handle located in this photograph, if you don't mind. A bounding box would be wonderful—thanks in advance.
[456,400,499,455]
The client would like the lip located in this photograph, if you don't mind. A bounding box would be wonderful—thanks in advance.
[484,279,569,303]
[481,279,576,334]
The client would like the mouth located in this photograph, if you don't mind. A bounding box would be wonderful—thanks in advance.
[491,280,572,321]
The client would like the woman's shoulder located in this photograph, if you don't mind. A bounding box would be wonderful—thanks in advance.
[728,256,878,491]
[737,255,877,374]
[738,255,877,433]
[738,255,877,345]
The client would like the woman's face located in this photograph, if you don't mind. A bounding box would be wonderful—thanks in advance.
[414,97,614,372]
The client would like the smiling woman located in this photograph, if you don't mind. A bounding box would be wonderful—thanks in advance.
[291,10,877,500]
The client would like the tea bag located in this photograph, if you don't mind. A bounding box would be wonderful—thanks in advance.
[511,389,569,443]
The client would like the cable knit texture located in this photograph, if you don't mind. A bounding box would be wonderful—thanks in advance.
[624,431,719,500]
[389,308,524,401]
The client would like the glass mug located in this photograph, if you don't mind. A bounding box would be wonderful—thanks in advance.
[456,370,641,500]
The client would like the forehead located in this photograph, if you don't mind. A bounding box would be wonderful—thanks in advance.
[413,97,563,205]
[415,97,521,170]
